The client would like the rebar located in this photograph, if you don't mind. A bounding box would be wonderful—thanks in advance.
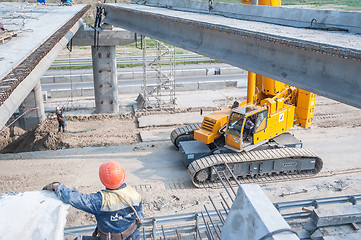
[161,225,166,240]
[201,212,214,240]
[204,205,221,239]
[208,196,224,224]
[213,167,234,202]
[223,162,241,187]
[221,171,236,197]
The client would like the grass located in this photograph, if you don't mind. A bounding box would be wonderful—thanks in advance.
[282,0,361,7]
[200,0,361,7]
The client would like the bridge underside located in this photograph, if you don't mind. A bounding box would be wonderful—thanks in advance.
[0,3,90,129]
[103,2,361,108]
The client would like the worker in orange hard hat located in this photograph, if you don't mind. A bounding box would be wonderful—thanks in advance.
[43,161,143,240]
[94,1,104,28]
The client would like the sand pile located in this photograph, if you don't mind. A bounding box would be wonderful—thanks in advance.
[0,113,138,153]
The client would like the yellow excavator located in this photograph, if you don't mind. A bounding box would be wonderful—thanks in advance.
[170,0,323,188]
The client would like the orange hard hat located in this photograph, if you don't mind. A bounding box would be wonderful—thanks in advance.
[99,161,125,189]
[97,1,101,4]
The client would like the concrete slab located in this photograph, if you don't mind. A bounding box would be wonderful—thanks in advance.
[139,129,171,142]
[0,2,87,80]
[312,205,361,227]
[0,191,69,240]
[138,111,210,128]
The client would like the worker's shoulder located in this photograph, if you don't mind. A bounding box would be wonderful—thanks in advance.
[121,185,142,200]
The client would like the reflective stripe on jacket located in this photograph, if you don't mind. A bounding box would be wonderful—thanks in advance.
[55,183,143,234]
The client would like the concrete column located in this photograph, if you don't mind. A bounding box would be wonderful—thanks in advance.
[222,184,298,240]
[19,81,45,130]
[92,45,119,113]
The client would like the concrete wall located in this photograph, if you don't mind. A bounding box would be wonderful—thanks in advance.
[50,79,245,98]
[41,67,245,84]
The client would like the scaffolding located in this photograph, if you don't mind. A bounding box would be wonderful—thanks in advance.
[137,36,176,109]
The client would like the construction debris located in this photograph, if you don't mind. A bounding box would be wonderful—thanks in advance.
[280,188,308,197]
[157,195,180,210]
[0,30,18,44]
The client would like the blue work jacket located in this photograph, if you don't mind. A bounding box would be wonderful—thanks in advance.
[55,183,143,234]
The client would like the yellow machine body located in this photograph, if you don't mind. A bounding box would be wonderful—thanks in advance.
[194,108,230,144]
[241,0,281,7]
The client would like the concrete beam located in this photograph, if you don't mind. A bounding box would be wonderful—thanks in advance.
[311,205,361,227]
[222,184,298,240]
[103,3,361,108]
[139,0,361,34]
[72,22,136,46]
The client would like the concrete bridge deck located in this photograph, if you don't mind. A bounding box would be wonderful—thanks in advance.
[103,1,361,108]
[0,2,89,129]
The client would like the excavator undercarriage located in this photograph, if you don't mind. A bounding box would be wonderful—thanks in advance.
[171,124,323,188]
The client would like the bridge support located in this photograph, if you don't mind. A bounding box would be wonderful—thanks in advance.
[92,45,119,113]
[19,81,45,130]
[222,184,298,240]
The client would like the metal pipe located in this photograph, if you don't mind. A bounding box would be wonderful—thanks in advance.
[221,171,236,197]
[224,162,241,187]
[220,193,231,210]
[152,218,157,240]
[213,167,234,202]
[175,229,182,240]
[204,205,221,239]
[161,225,166,240]
[195,213,199,240]
[208,196,224,224]
[274,194,361,211]
[220,201,229,215]
[218,209,226,224]
[247,72,256,103]
[201,212,214,240]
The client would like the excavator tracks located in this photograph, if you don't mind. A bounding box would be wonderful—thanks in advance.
[170,123,201,149]
[188,148,323,188]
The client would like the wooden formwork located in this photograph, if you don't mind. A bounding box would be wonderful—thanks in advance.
[0,30,18,44]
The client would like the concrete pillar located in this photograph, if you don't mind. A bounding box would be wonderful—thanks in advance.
[92,45,119,113]
[19,81,45,130]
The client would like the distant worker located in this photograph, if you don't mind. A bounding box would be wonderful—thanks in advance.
[56,106,65,132]
[94,1,104,28]
[243,117,254,141]
[37,0,46,5]
[43,161,143,240]
[61,0,73,6]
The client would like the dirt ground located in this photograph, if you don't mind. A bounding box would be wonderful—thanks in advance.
[0,113,138,153]
[0,93,360,235]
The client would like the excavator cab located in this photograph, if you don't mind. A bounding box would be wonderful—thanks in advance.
[225,105,268,151]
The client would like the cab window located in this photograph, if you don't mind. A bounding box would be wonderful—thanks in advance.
[254,110,268,133]
[227,112,245,137]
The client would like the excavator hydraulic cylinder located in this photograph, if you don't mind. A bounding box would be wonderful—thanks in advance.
[247,72,256,103]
